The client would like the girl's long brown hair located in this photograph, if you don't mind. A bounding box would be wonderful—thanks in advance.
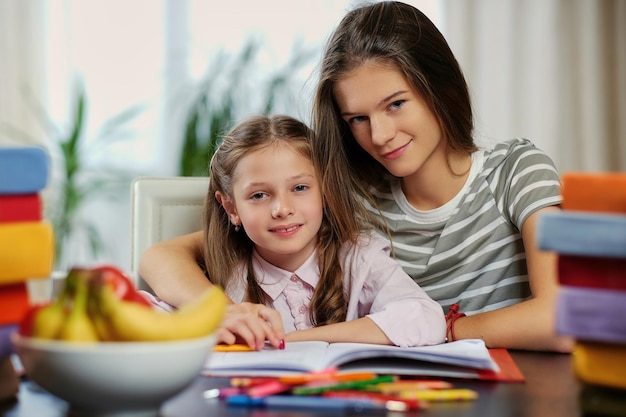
[203,115,368,326]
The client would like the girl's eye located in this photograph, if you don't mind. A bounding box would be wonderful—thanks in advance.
[294,184,308,192]
[250,192,267,201]
[348,115,367,125]
[389,100,405,111]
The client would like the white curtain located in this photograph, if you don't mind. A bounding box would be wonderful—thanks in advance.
[0,0,46,146]
[441,0,626,172]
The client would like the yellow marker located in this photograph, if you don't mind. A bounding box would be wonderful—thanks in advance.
[213,343,255,352]
[399,388,478,402]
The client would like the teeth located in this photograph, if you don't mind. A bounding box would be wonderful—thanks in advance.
[276,225,298,232]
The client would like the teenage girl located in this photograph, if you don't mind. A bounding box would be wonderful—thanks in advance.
[311,1,571,352]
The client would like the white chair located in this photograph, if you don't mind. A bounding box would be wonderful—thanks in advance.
[129,176,210,291]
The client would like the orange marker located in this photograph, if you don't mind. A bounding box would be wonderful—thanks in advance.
[213,343,255,352]
[279,371,378,385]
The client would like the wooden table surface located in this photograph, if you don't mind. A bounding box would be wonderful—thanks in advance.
[0,350,581,417]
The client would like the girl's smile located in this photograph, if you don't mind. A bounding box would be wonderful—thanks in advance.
[382,139,413,160]
[269,223,302,235]
[225,144,323,272]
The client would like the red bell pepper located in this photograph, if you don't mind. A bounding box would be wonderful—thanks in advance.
[92,265,151,307]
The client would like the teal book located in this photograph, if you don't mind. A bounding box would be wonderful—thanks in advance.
[536,211,626,258]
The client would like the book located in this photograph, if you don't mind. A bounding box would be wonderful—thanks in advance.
[205,339,524,382]
[536,211,626,258]
[0,221,54,284]
[0,325,17,358]
[573,341,626,390]
[0,146,49,194]
[561,172,626,213]
[555,286,626,344]
[0,194,42,223]
[579,383,626,417]
[558,255,626,290]
[0,283,29,326]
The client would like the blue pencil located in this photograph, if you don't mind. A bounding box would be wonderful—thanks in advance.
[227,394,398,414]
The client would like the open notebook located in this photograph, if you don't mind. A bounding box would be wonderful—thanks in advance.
[205,339,524,382]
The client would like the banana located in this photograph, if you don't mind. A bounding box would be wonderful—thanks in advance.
[56,270,99,342]
[92,284,228,342]
[31,298,66,339]
[30,268,79,339]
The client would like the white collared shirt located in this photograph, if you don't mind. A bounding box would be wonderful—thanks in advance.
[225,232,446,347]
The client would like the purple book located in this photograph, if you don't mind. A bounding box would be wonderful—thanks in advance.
[0,324,17,358]
[556,286,626,344]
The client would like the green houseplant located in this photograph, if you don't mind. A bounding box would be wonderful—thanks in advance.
[1,80,143,270]
[47,83,143,269]
[178,39,314,176]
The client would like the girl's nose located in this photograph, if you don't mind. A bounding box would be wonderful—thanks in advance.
[370,115,395,146]
[272,197,294,218]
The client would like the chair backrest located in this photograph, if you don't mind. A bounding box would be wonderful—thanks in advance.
[129,176,210,291]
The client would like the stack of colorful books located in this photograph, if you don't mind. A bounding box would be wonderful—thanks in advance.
[0,146,54,401]
[537,172,626,417]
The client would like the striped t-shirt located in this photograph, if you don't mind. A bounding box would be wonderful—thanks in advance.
[366,138,562,315]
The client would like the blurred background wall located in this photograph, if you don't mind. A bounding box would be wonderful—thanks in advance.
[0,0,624,273]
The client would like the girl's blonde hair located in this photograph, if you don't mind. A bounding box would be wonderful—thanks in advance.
[203,114,367,326]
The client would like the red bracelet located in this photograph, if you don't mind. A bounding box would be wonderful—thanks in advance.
[445,303,465,342]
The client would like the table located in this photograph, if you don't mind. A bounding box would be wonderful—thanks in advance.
[0,351,581,417]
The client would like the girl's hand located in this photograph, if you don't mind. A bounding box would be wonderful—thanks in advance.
[216,302,285,350]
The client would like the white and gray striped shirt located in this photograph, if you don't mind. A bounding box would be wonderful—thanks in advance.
[367,138,562,315]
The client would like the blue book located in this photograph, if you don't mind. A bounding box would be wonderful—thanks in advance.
[536,211,626,258]
[0,146,49,194]
[556,286,626,344]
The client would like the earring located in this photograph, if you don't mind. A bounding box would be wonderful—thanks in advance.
[234,224,241,232]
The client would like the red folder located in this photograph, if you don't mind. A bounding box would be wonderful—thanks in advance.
[477,349,525,382]
[0,194,42,223]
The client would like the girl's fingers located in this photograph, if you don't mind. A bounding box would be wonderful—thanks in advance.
[221,303,284,349]
[216,328,237,345]
[257,307,285,347]
[221,313,271,349]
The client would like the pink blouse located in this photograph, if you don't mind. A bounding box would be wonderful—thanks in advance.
[225,232,446,347]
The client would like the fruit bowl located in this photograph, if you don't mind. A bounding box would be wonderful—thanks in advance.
[12,333,217,417]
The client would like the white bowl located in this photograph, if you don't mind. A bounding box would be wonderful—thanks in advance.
[12,333,217,417]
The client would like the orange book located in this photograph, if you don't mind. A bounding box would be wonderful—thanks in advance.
[0,221,54,284]
[561,172,626,213]
[0,282,30,326]
[573,341,626,390]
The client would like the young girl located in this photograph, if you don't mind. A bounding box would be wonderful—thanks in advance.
[183,114,445,349]
[139,2,572,352]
